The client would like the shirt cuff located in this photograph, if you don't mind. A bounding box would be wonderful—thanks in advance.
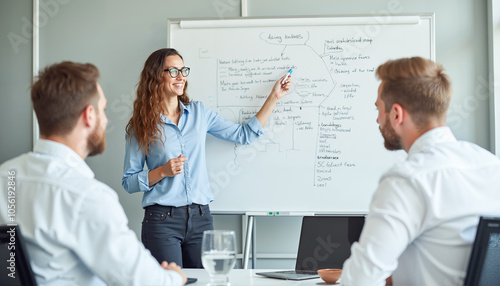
[248,116,264,136]
[138,170,154,192]
[170,271,184,285]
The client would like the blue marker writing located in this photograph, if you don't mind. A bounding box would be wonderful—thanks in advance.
[282,68,292,85]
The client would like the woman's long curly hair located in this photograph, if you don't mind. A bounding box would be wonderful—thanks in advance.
[126,48,190,155]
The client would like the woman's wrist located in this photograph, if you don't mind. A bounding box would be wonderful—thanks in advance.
[158,165,168,179]
[269,91,280,102]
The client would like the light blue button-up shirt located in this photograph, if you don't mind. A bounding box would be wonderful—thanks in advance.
[122,101,263,208]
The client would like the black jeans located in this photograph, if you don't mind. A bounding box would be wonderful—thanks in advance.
[141,204,214,268]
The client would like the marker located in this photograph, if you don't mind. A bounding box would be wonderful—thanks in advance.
[282,68,292,84]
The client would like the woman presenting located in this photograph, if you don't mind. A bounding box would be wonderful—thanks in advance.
[122,48,291,268]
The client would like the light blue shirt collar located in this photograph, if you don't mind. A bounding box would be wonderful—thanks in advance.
[159,100,189,124]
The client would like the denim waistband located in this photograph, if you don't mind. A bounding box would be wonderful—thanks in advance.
[144,203,209,216]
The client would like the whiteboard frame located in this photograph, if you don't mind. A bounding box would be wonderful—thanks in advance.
[488,0,500,155]
[168,14,435,60]
[167,14,435,215]
[33,0,40,147]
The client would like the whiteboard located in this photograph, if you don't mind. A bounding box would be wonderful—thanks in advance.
[167,15,435,214]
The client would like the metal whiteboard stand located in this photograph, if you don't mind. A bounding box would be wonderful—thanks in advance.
[242,212,315,269]
[242,214,257,269]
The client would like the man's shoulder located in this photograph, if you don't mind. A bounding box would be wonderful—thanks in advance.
[50,171,119,207]
[384,140,500,179]
[1,152,118,203]
[71,176,117,197]
[420,140,500,168]
[39,175,124,224]
[0,153,31,171]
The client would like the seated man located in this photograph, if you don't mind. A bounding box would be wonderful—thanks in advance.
[340,57,500,285]
[0,62,187,285]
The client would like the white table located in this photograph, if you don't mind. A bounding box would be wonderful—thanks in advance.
[183,269,335,285]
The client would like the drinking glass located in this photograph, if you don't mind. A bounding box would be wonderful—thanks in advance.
[201,230,236,286]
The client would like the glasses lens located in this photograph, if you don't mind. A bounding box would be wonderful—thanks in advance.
[181,67,190,77]
[168,68,179,78]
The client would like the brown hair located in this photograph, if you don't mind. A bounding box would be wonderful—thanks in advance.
[376,57,452,128]
[126,48,190,155]
[31,61,100,137]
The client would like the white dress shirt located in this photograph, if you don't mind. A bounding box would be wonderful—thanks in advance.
[341,127,500,286]
[0,140,183,286]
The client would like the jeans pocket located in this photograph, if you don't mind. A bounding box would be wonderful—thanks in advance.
[199,205,213,221]
[143,210,168,224]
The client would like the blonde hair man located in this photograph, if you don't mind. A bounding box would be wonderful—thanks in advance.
[340,57,500,285]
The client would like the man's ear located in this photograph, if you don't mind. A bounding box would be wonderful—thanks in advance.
[390,103,405,128]
[81,104,95,128]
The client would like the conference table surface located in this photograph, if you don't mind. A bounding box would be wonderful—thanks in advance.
[183,269,337,285]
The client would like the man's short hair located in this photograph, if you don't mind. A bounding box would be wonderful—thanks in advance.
[31,61,100,137]
[376,57,452,128]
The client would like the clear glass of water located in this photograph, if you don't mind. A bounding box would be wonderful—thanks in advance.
[201,230,236,286]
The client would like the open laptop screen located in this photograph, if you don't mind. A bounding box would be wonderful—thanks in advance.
[295,216,365,271]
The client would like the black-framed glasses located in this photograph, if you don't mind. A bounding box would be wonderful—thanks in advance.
[164,67,190,78]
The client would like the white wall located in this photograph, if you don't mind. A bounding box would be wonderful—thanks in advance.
[0,0,33,163]
[0,0,492,269]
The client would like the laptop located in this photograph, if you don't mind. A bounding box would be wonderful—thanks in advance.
[256,216,365,280]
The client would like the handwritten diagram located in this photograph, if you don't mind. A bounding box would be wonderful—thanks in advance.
[211,30,384,188]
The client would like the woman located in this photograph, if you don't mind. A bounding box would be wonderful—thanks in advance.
[122,48,291,268]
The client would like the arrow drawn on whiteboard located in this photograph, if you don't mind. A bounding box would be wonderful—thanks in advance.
[281,45,287,56]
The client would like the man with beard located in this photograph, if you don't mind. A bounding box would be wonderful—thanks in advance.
[339,57,500,286]
[0,62,187,285]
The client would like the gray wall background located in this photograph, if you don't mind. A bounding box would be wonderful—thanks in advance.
[0,0,492,269]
